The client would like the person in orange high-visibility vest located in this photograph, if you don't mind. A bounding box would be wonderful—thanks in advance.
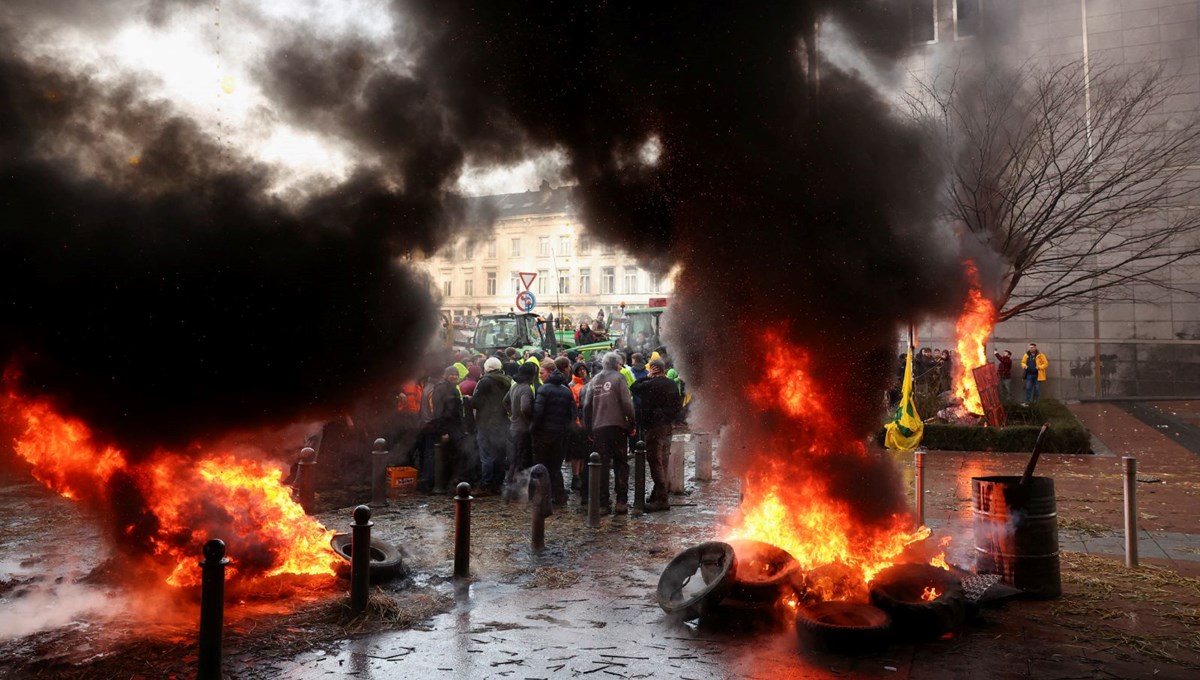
[1021,343,1049,403]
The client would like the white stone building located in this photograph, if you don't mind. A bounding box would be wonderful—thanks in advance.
[417,185,674,326]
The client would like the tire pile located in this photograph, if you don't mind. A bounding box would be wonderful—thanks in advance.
[657,540,987,654]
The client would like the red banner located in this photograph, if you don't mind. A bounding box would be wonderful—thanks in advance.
[972,363,1007,428]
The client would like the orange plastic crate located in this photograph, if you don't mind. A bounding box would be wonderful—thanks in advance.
[387,466,417,496]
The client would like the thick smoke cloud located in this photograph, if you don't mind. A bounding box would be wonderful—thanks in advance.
[2,0,970,515]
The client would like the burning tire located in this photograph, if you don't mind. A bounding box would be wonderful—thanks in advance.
[795,602,891,655]
[329,533,405,580]
[723,539,802,604]
[656,541,736,621]
[868,563,967,640]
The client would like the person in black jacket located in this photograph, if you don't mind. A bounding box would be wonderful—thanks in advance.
[471,357,513,495]
[532,358,574,505]
[630,359,682,511]
[426,365,470,491]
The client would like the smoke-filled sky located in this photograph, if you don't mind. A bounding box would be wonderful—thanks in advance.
[1,1,970,459]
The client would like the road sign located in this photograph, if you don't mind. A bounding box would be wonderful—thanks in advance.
[519,272,537,291]
[516,291,536,312]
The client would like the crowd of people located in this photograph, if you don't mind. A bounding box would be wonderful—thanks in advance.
[893,342,1050,407]
[399,346,686,514]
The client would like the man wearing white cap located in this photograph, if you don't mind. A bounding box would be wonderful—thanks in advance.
[471,356,513,495]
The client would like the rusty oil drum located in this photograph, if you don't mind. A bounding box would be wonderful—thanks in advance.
[971,475,1061,599]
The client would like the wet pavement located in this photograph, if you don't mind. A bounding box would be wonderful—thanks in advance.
[2,406,1200,679]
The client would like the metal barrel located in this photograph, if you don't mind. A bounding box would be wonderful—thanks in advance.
[971,475,1061,599]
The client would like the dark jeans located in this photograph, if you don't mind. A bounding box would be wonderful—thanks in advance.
[592,425,629,505]
[477,427,508,490]
[1025,375,1040,402]
[532,430,567,504]
[644,424,672,503]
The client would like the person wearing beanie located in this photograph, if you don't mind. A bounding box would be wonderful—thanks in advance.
[502,361,539,498]
[532,358,574,505]
[630,353,648,381]
[631,358,682,511]
[471,356,513,494]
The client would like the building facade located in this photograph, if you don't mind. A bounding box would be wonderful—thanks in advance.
[417,186,674,326]
[905,0,1200,399]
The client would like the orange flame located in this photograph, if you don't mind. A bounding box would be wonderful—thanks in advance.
[921,586,940,601]
[929,535,952,570]
[952,260,997,415]
[5,389,338,587]
[726,332,933,600]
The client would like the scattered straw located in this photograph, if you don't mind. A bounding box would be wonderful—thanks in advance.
[1057,517,1115,537]
[1050,551,1200,668]
[525,566,582,590]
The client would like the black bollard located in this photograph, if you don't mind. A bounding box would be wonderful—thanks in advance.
[587,452,602,527]
[350,505,373,614]
[530,477,545,552]
[296,446,317,514]
[633,441,647,512]
[454,482,472,578]
[370,437,389,508]
[433,439,448,495]
[197,539,229,680]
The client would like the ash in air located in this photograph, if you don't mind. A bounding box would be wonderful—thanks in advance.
[1,0,970,507]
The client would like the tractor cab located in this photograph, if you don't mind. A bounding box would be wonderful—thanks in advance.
[471,312,546,355]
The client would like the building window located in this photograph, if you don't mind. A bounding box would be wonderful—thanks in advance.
[538,236,550,256]
[443,280,452,297]
[579,268,591,295]
[446,243,456,261]
[559,235,570,256]
[602,241,616,255]
[487,239,496,258]
[602,267,615,294]
[486,271,496,295]
[464,277,474,297]
[511,271,521,294]
[537,269,549,294]
[578,235,591,255]
[558,271,570,294]
[650,271,662,294]
[511,238,521,257]
[955,0,979,39]
[911,0,937,44]
[465,242,474,259]
[623,267,638,295]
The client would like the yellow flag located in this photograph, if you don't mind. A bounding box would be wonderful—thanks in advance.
[884,349,923,451]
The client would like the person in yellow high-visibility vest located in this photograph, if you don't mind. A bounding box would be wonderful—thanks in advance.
[1020,343,1049,403]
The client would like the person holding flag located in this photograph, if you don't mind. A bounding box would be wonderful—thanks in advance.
[885,338,924,451]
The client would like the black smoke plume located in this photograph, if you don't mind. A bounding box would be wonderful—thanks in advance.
[3,2,968,530]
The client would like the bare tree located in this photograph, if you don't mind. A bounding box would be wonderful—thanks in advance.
[909,59,1200,321]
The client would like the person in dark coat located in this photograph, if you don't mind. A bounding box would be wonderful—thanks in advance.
[471,357,513,494]
[503,361,538,498]
[630,358,682,511]
[426,365,471,491]
[532,358,574,505]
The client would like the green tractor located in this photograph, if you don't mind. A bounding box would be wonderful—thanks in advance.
[614,306,667,358]
[471,312,613,359]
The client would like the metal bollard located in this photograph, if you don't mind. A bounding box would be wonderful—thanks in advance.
[695,433,713,481]
[433,439,448,495]
[197,539,229,680]
[633,440,647,512]
[669,439,685,495]
[296,446,317,514]
[914,450,925,528]
[1124,456,1139,568]
[454,482,472,578]
[370,438,389,508]
[587,452,602,527]
[530,477,546,552]
[350,505,373,614]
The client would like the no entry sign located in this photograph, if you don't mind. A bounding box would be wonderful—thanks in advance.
[516,290,536,312]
